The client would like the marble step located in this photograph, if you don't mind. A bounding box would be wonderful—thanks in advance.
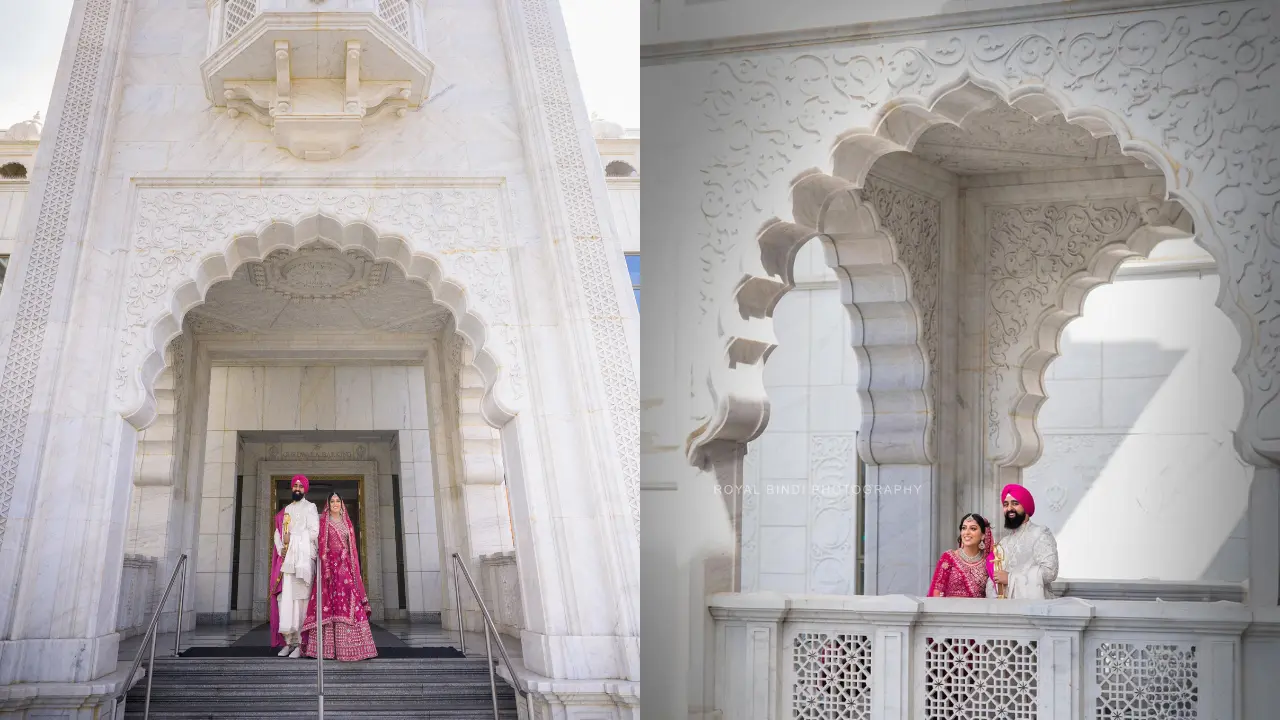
[122,656,518,719]
[122,702,519,719]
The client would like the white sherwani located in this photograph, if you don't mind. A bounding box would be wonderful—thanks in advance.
[274,499,319,642]
[994,520,1059,599]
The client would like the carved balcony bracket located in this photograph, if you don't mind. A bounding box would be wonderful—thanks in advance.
[202,8,434,160]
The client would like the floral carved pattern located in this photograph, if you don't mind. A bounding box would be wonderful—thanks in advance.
[0,0,113,544]
[808,435,857,595]
[521,0,640,531]
[698,4,1280,466]
[860,176,941,445]
[114,186,520,421]
[700,47,964,315]
[984,201,1150,457]
[740,441,761,592]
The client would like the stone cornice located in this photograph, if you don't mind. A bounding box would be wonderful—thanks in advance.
[641,0,1238,64]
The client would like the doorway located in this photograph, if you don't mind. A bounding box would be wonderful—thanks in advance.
[270,474,368,585]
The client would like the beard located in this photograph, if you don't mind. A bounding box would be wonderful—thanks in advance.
[1004,510,1025,529]
[291,490,305,502]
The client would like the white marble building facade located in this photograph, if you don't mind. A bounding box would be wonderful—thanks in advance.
[642,0,1280,718]
[0,0,639,717]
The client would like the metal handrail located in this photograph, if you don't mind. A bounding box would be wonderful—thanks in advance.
[451,552,527,719]
[113,553,189,720]
[316,548,325,719]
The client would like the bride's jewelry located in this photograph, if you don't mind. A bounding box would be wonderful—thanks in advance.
[956,548,982,563]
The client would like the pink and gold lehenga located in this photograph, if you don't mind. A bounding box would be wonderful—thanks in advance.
[926,527,995,598]
[300,500,378,661]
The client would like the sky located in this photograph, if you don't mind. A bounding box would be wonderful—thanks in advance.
[0,0,638,131]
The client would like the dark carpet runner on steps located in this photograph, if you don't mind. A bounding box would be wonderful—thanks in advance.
[179,623,466,659]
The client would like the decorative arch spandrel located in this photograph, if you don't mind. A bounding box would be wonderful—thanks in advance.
[691,3,1280,470]
[113,182,527,431]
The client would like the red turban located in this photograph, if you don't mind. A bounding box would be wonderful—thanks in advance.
[292,474,310,493]
[1001,483,1035,517]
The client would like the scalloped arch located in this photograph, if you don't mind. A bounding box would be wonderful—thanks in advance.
[121,212,519,431]
[689,77,1218,475]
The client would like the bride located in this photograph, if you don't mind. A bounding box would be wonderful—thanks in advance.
[300,492,378,661]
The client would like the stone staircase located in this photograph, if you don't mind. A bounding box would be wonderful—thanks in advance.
[120,656,520,718]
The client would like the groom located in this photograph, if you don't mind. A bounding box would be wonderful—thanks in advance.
[992,483,1059,599]
[271,474,320,657]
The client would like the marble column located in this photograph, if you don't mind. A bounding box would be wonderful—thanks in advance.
[494,0,640,686]
[0,0,137,696]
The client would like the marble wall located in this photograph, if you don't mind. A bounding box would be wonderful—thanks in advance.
[607,182,640,254]
[195,364,446,618]
[742,239,863,594]
[1024,246,1249,583]
[0,186,26,255]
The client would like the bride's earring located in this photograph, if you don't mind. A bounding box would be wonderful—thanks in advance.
[979,540,986,552]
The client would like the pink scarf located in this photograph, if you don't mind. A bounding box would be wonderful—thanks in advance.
[300,500,371,637]
[268,509,288,648]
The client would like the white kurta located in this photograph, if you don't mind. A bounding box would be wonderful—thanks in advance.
[995,520,1059,599]
[273,499,319,640]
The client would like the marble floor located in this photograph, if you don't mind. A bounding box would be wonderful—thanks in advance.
[118,620,521,663]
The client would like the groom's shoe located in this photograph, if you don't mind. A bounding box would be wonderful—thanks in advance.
[288,646,302,659]
[278,645,292,657]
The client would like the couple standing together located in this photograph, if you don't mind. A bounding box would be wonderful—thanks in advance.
[927,483,1059,599]
[270,474,378,661]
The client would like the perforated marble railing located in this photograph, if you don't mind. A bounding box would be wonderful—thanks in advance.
[219,0,414,41]
[708,593,1269,720]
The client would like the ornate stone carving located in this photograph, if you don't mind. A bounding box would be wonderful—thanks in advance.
[114,184,522,430]
[739,442,761,592]
[860,175,941,446]
[265,444,370,461]
[187,243,452,334]
[808,435,856,595]
[689,169,934,468]
[983,198,1191,477]
[520,0,640,532]
[249,245,390,300]
[912,103,1133,175]
[0,0,113,545]
[208,9,432,160]
[694,4,1280,469]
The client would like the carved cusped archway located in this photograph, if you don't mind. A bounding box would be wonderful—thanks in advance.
[113,183,525,431]
[692,59,1276,478]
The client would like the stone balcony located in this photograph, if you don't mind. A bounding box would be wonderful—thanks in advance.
[710,592,1280,719]
[202,0,434,160]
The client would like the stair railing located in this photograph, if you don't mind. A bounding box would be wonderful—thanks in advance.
[113,553,189,720]
[316,548,325,719]
[451,552,528,719]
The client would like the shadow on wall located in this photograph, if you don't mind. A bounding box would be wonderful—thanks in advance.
[1023,338,1249,583]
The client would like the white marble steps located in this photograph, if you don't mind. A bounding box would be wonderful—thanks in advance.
[121,657,519,719]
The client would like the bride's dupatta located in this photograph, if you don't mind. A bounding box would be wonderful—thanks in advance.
[926,526,995,598]
[301,499,374,649]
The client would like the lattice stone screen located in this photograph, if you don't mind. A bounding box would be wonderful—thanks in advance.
[923,636,1038,719]
[224,0,257,39]
[377,0,411,37]
[1094,642,1199,719]
[791,631,872,720]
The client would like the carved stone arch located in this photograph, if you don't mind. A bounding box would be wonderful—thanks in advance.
[691,70,1268,479]
[686,167,936,470]
[114,210,522,432]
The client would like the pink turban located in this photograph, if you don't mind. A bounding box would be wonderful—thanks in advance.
[1001,483,1035,517]
[292,474,310,493]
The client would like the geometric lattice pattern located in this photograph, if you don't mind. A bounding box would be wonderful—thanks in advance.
[924,637,1038,719]
[0,0,113,547]
[1095,643,1199,719]
[377,0,411,38]
[520,0,641,535]
[223,0,257,40]
[792,632,872,720]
